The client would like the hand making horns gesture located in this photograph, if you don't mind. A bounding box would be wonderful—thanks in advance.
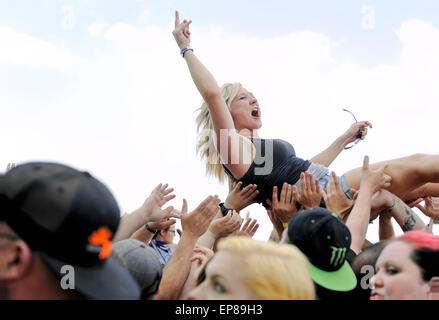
[172,10,192,50]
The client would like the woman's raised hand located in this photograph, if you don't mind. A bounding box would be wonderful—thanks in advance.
[172,10,192,49]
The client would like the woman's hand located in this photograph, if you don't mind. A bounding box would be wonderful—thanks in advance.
[172,10,191,50]
[342,121,372,145]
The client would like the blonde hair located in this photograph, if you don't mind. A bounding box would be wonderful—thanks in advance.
[217,236,316,300]
[195,83,241,183]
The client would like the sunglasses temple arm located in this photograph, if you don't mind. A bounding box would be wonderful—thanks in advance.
[343,108,358,122]
[341,132,359,149]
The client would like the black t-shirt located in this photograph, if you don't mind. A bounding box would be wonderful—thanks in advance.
[222,137,311,208]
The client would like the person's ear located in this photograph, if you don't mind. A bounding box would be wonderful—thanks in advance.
[0,240,32,281]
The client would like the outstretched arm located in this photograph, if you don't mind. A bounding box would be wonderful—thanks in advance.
[378,212,395,240]
[114,184,177,242]
[370,189,426,235]
[172,11,252,178]
[346,156,391,254]
[179,245,214,299]
[321,171,356,222]
[179,210,242,298]
[155,195,219,300]
[310,121,372,167]
[130,218,177,244]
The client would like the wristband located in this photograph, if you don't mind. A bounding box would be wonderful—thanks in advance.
[282,222,289,229]
[219,202,230,216]
[145,223,158,234]
[180,45,193,57]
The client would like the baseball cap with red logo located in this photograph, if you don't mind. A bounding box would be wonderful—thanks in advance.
[0,162,140,299]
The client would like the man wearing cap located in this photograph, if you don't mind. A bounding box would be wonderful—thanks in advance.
[282,207,358,299]
[111,239,163,300]
[0,162,140,299]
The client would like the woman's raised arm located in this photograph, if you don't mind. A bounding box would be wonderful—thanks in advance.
[172,11,237,156]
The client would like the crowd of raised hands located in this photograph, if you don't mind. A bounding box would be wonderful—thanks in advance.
[4,152,437,301]
[25,151,426,300]
[6,157,437,300]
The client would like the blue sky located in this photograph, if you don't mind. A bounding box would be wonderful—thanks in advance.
[2,0,438,66]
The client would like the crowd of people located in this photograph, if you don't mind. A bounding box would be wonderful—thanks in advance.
[1,11,438,300]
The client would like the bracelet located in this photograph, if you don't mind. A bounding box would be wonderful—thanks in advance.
[219,202,231,216]
[282,222,289,229]
[145,223,157,234]
[180,45,193,58]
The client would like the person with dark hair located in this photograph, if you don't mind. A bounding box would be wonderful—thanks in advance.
[350,240,390,300]
[371,231,439,300]
[148,223,176,265]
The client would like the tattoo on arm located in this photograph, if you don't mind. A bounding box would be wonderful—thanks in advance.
[401,202,418,231]
[402,214,416,232]
[380,194,397,215]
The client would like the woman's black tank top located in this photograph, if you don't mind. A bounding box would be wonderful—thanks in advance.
[222,137,311,209]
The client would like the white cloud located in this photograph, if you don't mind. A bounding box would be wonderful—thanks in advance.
[88,21,110,37]
[1,19,438,242]
[0,27,72,69]
[139,10,149,23]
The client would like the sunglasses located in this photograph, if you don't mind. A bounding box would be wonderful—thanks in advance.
[342,108,363,150]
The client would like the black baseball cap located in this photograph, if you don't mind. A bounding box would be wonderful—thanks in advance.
[287,207,357,292]
[0,162,140,299]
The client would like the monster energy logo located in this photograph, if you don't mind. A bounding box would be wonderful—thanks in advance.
[329,246,346,267]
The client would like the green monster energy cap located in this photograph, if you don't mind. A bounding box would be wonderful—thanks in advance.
[287,207,357,292]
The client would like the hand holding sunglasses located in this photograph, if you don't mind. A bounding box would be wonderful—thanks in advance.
[341,108,373,149]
